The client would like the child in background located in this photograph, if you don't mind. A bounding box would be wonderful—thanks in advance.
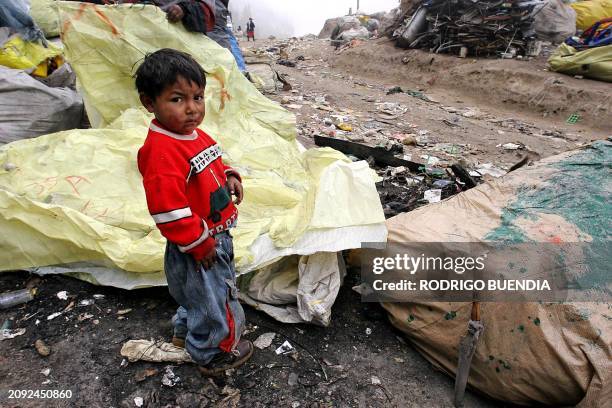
[135,48,253,375]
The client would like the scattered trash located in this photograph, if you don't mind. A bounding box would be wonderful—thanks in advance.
[0,327,26,341]
[77,313,94,322]
[40,368,51,376]
[35,339,51,357]
[253,332,276,350]
[288,372,299,386]
[0,289,36,309]
[56,291,68,300]
[421,155,441,166]
[116,308,132,315]
[335,123,353,132]
[401,134,417,146]
[365,327,372,335]
[277,59,297,67]
[499,143,524,150]
[46,312,62,321]
[135,368,159,383]
[120,358,129,368]
[93,294,105,300]
[120,340,193,363]
[393,1,546,57]
[134,397,144,407]
[161,366,180,387]
[371,376,381,385]
[275,340,295,355]
[424,189,442,204]
[472,163,506,178]
[79,299,95,307]
[566,113,581,124]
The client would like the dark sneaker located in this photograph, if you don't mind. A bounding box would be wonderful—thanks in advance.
[172,336,185,348]
[198,339,254,376]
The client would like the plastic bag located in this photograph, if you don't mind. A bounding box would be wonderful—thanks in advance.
[571,0,612,30]
[534,0,577,43]
[0,34,62,77]
[548,42,612,82]
[0,66,83,144]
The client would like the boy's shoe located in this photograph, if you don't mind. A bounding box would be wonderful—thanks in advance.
[172,336,185,348]
[198,339,254,376]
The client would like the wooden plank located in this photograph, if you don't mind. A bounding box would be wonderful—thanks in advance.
[314,135,424,172]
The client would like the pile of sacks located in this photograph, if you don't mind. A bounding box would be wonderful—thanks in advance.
[0,0,85,143]
[318,13,384,44]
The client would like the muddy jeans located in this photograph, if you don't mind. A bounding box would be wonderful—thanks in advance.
[165,231,245,365]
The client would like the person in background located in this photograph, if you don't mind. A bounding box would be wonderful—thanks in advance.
[236,25,243,38]
[246,17,255,42]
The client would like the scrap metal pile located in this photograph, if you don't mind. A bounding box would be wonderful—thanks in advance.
[394,0,546,57]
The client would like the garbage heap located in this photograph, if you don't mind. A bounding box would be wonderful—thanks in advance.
[393,0,547,57]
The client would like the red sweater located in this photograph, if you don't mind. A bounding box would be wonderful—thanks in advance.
[137,120,240,260]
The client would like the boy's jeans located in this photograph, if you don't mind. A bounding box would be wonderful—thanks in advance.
[164,231,245,365]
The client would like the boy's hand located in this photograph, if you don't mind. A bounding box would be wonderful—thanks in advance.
[227,176,244,205]
[166,5,184,22]
[198,247,217,270]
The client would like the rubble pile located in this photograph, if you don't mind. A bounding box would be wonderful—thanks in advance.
[393,0,547,57]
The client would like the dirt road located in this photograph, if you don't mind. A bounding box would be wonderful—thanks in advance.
[2,36,609,408]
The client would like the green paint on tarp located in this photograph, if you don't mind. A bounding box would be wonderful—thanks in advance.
[444,311,457,320]
[484,141,611,289]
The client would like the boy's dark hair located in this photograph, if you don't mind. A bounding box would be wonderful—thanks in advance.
[135,48,206,99]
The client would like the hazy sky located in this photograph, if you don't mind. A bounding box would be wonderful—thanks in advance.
[230,0,400,36]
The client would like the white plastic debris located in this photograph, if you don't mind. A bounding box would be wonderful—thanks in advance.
[0,328,26,340]
[161,366,180,387]
[371,376,381,385]
[473,163,506,178]
[47,312,62,321]
[253,332,276,350]
[134,397,144,407]
[424,189,442,204]
[275,340,295,355]
[79,299,94,306]
[499,143,522,150]
[41,368,51,376]
[93,294,105,300]
[56,291,68,300]
[420,155,440,166]
[365,328,372,335]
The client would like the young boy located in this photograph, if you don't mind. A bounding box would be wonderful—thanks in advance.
[135,48,253,375]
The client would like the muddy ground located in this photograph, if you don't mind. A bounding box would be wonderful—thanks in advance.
[2,36,610,408]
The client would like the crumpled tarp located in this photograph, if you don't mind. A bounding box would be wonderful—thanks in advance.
[380,141,611,407]
[548,42,612,82]
[30,0,61,38]
[0,3,386,326]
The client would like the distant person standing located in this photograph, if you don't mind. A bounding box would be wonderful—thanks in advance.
[236,25,244,38]
[246,17,255,42]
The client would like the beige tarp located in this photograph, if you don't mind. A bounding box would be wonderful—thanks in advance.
[381,141,611,406]
[0,3,387,325]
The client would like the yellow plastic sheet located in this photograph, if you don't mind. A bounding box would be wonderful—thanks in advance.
[0,3,386,304]
[548,43,612,82]
[0,35,62,77]
[570,0,612,30]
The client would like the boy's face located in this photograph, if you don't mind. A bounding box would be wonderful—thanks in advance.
[141,76,205,135]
